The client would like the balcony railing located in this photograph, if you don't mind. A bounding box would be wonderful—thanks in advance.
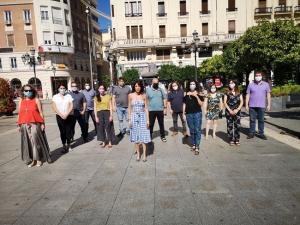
[178,12,189,16]
[294,6,300,12]
[157,12,167,17]
[274,6,292,13]
[199,10,211,15]
[125,13,142,17]
[255,7,272,14]
[226,8,238,12]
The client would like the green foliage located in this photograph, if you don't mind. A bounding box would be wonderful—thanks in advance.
[180,65,196,81]
[0,78,16,114]
[199,54,227,79]
[271,84,300,97]
[123,69,139,85]
[99,74,111,88]
[158,64,181,81]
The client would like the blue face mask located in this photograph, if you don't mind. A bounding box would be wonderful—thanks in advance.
[24,91,33,97]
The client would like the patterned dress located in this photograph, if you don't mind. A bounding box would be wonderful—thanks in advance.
[206,93,222,120]
[225,92,242,142]
[130,100,151,144]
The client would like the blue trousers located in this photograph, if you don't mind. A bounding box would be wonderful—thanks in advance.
[249,107,265,135]
[116,107,129,133]
[186,112,202,147]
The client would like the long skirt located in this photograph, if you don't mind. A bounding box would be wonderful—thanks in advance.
[20,123,52,164]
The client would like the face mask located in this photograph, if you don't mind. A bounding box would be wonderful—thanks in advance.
[85,86,90,90]
[152,83,159,90]
[24,91,33,97]
[59,89,66,95]
[255,76,262,82]
[190,84,196,91]
[211,88,216,93]
[229,83,235,89]
[72,87,78,92]
[173,86,178,91]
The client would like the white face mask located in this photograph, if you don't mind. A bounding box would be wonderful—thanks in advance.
[85,85,90,90]
[190,84,196,91]
[255,76,262,82]
[229,83,235,89]
[59,89,66,95]
[211,88,216,93]
[72,87,78,92]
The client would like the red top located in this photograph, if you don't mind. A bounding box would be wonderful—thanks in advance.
[18,98,44,125]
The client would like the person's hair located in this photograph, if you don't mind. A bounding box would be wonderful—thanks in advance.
[96,84,107,101]
[58,83,66,89]
[227,79,240,95]
[20,84,37,99]
[170,81,181,92]
[118,77,124,81]
[186,80,200,92]
[208,84,217,94]
[132,80,144,94]
[71,81,77,86]
[85,83,90,86]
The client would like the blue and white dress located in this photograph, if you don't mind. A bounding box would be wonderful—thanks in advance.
[130,100,151,144]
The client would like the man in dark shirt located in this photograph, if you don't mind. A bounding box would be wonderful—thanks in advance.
[69,81,88,142]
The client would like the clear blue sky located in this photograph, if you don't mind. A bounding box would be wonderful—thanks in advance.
[97,0,111,31]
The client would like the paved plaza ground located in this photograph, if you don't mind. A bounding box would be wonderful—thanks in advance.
[0,103,300,225]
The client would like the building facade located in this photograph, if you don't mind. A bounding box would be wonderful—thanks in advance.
[0,0,103,98]
[110,0,300,77]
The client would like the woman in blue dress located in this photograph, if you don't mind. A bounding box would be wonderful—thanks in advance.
[128,81,151,162]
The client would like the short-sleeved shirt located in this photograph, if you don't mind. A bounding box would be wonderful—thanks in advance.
[168,89,184,113]
[146,87,167,111]
[52,94,73,114]
[81,89,96,111]
[112,85,131,108]
[69,91,86,111]
[183,94,203,114]
[246,81,270,108]
[94,95,112,111]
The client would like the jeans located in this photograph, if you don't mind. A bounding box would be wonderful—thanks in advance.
[149,111,165,138]
[84,110,97,133]
[172,112,187,133]
[70,110,88,139]
[56,115,73,145]
[249,107,265,135]
[186,112,202,147]
[116,107,129,133]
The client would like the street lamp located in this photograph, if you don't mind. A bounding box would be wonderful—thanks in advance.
[104,48,115,87]
[181,30,210,81]
[21,47,41,88]
[85,6,94,89]
[52,66,56,94]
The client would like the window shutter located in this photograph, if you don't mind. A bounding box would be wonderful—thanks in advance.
[52,7,61,19]
[26,33,33,45]
[111,5,114,17]
[139,25,143,39]
[202,0,208,12]
[159,25,166,38]
[228,20,235,34]
[228,0,235,9]
[126,26,130,39]
[180,1,186,13]
[7,34,15,46]
[202,23,208,35]
[131,26,138,39]
[158,2,165,14]
[132,2,138,14]
[138,1,142,14]
[279,0,286,6]
[54,32,64,45]
[259,0,266,8]
[180,24,187,37]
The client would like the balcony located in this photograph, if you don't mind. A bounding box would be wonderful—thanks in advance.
[255,7,272,14]
[199,10,211,15]
[157,12,167,17]
[274,5,292,15]
[226,8,238,12]
[38,44,74,54]
[178,12,189,16]
[294,6,300,15]
[125,13,142,17]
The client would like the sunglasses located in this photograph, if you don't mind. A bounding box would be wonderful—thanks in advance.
[24,90,32,92]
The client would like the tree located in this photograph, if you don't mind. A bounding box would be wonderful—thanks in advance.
[199,54,227,78]
[0,78,16,115]
[99,74,111,88]
[180,65,196,81]
[123,69,139,85]
[158,64,181,81]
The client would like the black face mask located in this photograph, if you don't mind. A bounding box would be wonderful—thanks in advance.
[153,83,159,90]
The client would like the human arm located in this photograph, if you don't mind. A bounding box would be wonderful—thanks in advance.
[203,97,208,116]
[112,94,117,112]
[51,100,65,119]
[17,99,22,131]
[128,94,132,128]
[109,96,113,122]
[36,98,45,130]
[144,95,150,128]
[81,96,87,115]
[94,98,99,123]
[266,92,271,112]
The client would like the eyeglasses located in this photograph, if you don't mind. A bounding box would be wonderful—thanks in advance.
[24,90,32,92]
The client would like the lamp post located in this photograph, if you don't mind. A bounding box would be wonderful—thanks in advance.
[85,6,94,89]
[181,30,210,81]
[104,48,116,87]
[52,66,56,94]
[21,48,40,88]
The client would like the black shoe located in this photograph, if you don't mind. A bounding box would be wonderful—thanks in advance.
[247,134,255,139]
[117,132,123,137]
[258,134,267,140]
[161,137,167,142]
[83,137,88,143]
[61,145,69,154]
[70,137,74,143]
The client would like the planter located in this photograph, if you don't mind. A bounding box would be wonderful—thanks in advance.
[271,95,288,111]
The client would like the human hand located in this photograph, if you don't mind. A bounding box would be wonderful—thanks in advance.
[245,106,249,112]
[95,117,99,123]
[164,109,167,116]
[113,107,116,112]
[41,124,45,131]
[109,116,113,122]
[80,111,85,115]
[266,105,271,112]
[128,121,132,128]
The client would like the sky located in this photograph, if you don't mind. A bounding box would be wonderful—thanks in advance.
[97,0,111,31]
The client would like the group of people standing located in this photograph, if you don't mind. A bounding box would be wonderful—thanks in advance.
[17,71,271,167]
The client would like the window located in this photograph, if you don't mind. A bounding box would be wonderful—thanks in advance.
[63,0,68,4]
[67,33,72,46]
[4,11,12,25]
[52,7,62,24]
[131,26,138,39]
[179,1,187,15]
[127,51,146,61]
[23,10,31,24]
[228,20,236,34]
[125,1,142,17]
[202,0,208,13]
[54,32,64,45]
[111,5,115,17]
[159,25,166,38]
[259,0,267,8]
[139,25,143,39]
[227,0,236,11]
[126,26,130,39]
[26,33,34,46]
[10,57,17,69]
[64,10,70,25]
[40,6,49,20]
[113,28,116,41]
[7,34,15,47]
[279,0,286,6]
[180,24,187,37]
[0,58,2,69]
[43,32,51,44]
[202,23,208,35]
[156,49,170,60]
[158,2,166,16]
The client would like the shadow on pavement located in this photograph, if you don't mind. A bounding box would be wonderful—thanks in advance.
[152,130,169,140]
[215,131,229,143]
[49,147,64,163]
[266,111,300,120]
[146,142,155,156]
[264,121,300,139]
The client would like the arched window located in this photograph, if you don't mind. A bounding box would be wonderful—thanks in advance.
[10,78,22,98]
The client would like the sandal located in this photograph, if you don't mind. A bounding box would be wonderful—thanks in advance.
[161,137,167,142]
[100,143,106,148]
[194,147,200,155]
[191,145,196,151]
[229,141,235,146]
[235,141,241,146]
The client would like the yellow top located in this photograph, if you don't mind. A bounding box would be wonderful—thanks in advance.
[94,95,112,111]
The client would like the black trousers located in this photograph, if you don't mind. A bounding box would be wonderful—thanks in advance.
[84,110,97,133]
[149,111,165,138]
[56,115,73,145]
[96,110,115,143]
[70,110,88,139]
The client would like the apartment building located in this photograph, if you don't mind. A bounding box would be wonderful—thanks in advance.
[110,0,300,77]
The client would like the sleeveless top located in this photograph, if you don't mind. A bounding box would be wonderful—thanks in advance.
[18,98,44,125]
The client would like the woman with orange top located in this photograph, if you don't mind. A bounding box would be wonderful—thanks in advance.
[17,84,51,167]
